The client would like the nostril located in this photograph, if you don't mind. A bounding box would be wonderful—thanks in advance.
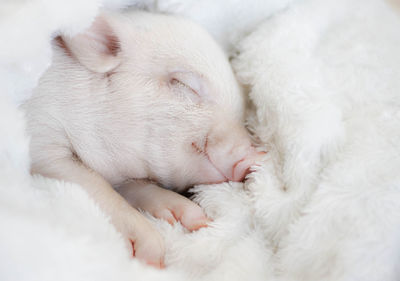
[231,158,252,182]
[232,157,245,172]
[232,158,246,181]
[231,150,267,182]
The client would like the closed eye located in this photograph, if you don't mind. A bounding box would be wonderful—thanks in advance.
[169,78,199,96]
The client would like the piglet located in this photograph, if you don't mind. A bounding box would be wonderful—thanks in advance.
[22,10,264,268]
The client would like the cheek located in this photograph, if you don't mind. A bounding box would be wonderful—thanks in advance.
[184,113,213,145]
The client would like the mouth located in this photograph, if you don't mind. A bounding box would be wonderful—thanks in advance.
[191,137,229,182]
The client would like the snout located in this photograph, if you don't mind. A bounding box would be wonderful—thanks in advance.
[199,122,267,185]
[230,149,266,182]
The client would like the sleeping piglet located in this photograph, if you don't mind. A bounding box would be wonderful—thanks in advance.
[22,10,264,268]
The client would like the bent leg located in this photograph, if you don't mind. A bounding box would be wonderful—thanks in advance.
[117,180,209,231]
[32,157,165,268]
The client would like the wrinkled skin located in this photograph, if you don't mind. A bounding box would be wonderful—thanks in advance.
[22,10,264,268]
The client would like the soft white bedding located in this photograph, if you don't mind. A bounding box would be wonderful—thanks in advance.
[1,0,399,280]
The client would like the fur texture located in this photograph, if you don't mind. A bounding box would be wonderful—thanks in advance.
[234,0,400,279]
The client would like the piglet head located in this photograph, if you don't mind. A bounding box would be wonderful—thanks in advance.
[113,13,267,190]
[61,11,265,190]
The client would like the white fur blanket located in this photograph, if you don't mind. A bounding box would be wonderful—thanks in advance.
[1,0,400,280]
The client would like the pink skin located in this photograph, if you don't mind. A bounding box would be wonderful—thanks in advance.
[118,144,266,247]
[192,139,266,182]
[24,11,267,269]
[231,148,267,181]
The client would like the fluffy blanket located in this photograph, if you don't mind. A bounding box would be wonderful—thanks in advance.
[1,0,400,280]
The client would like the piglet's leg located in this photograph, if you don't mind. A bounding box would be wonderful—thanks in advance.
[31,158,165,268]
[117,180,209,231]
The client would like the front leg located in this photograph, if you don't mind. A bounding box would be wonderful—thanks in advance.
[32,157,165,268]
[117,180,209,231]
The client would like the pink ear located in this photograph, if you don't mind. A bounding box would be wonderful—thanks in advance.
[62,14,121,73]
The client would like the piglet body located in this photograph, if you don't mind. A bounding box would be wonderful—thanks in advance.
[22,10,264,267]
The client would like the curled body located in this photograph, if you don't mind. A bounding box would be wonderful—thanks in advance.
[22,10,264,268]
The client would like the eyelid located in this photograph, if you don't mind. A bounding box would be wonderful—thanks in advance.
[170,77,199,96]
[168,71,204,97]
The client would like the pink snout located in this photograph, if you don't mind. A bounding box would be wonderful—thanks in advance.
[230,150,266,182]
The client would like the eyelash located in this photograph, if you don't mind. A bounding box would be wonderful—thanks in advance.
[169,78,199,96]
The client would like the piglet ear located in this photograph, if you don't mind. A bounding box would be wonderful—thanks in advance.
[62,14,121,73]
